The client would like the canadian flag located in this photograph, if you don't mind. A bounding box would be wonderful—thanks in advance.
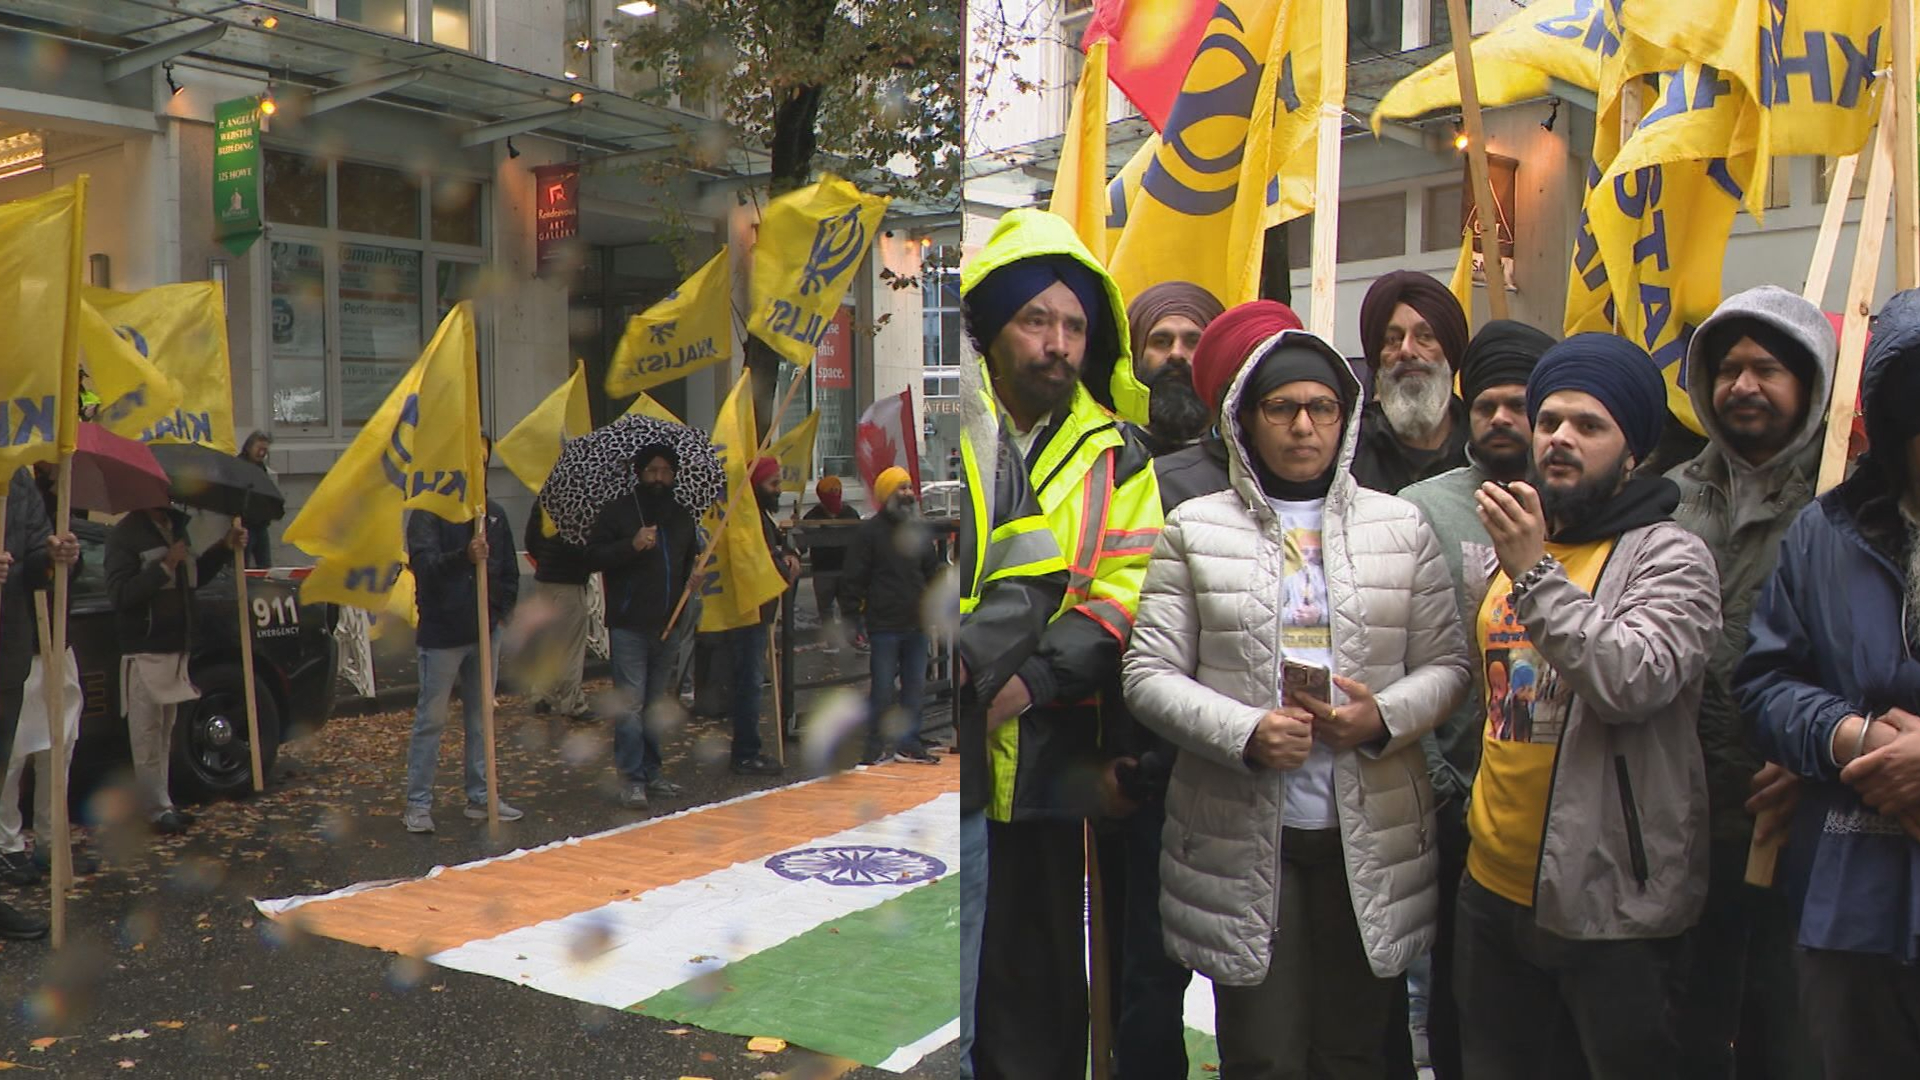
[854,389,922,499]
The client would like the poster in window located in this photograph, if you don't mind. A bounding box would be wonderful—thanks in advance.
[815,306,854,389]
[338,243,422,425]
[269,241,327,424]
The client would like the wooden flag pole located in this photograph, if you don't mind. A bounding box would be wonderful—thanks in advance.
[232,517,265,793]
[1446,0,1511,322]
[1804,153,1862,305]
[662,367,811,639]
[44,456,73,948]
[31,593,63,948]
[767,597,785,767]
[1891,0,1918,289]
[474,511,500,838]
[1748,90,1900,888]
[1306,0,1347,339]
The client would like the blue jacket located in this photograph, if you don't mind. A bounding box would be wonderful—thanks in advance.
[407,502,519,651]
[1735,290,1920,963]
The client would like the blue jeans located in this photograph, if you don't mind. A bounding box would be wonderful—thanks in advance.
[866,629,928,758]
[959,809,988,1078]
[609,627,681,784]
[723,623,767,762]
[406,639,500,810]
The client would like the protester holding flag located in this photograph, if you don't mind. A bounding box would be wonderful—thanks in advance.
[799,475,863,653]
[960,207,1163,1078]
[524,501,594,722]
[1353,271,1472,493]
[1457,334,1718,1079]
[0,468,78,939]
[717,457,800,778]
[1397,318,1555,1080]
[1667,286,1833,1079]
[1126,281,1225,456]
[842,467,942,766]
[105,498,247,836]
[401,438,521,834]
[1735,289,1920,1080]
[585,444,700,808]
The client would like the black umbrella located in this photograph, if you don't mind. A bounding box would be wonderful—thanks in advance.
[148,443,286,523]
[537,414,724,543]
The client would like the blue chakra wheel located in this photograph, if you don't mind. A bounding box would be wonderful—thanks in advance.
[767,845,948,886]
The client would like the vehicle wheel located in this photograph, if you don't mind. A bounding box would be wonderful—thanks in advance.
[171,664,282,802]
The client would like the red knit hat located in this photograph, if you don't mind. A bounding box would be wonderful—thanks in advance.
[750,455,780,487]
[1190,300,1305,419]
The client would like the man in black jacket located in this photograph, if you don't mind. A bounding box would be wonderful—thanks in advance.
[1,467,78,939]
[104,500,246,835]
[1351,271,1473,493]
[843,467,944,765]
[524,501,592,721]
[800,475,862,652]
[584,444,698,809]
[401,450,520,834]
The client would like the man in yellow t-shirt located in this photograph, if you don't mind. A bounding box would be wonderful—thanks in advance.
[1458,334,1720,1080]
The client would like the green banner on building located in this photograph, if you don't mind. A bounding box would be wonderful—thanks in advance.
[213,96,262,255]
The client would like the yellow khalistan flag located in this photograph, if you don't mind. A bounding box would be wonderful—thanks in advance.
[623,391,681,423]
[84,281,236,452]
[285,302,485,624]
[607,248,734,396]
[1107,0,1341,307]
[697,373,787,633]
[497,358,592,496]
[1051,38,1112,261]
[81,299,184,445]
[747,176,889,368]
[0,181,85,490]
[1101,136,1156,261]
[769,412,820,494]
[1371,0,1609,132]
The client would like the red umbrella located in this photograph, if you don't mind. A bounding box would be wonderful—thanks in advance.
[69,423,173,514]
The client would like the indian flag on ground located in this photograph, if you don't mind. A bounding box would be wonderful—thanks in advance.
[257,763,959,1071]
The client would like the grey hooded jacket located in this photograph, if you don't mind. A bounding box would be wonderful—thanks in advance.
[1123,329,1470,985]
[1667,284,1835,845]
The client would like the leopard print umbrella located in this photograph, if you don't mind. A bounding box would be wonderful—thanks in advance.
[536,414,724,543]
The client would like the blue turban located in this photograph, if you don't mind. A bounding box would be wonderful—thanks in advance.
[963,255,1108,356]
[1526,333,1668,463]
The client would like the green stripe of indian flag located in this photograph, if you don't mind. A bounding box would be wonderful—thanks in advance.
[637,873,960,1071]
[424,793,958,1016]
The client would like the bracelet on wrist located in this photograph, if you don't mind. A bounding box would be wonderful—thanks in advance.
[1852,715,1875,763]
[1510,554,1557,597]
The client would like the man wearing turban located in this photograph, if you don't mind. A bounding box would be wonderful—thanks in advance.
[1354,270,1473,492]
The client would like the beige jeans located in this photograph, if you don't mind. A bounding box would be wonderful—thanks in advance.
[527,580,590,714]
[124,653,196,821]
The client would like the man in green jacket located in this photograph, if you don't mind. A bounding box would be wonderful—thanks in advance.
[1667,285,1833,1079]
[1398,318,1553,1080]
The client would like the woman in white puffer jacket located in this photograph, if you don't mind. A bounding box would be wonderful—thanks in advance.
[1123,327,1470,1078]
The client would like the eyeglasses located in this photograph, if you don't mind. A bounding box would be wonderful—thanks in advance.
[1256,397,1343,428]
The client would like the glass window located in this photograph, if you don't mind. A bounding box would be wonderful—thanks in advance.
[1350,0,1405,55]
[269,241,329,426]
[431,177,483,246]
[816,306,857,477]
[264,149,327,228]
[338,162,421,238]
[1337,193,1407,262]
[1423,183,1465,252]
[337,244,423,425]
[564,0,592,81]
[338,0,407,35]
[431,0,473,50]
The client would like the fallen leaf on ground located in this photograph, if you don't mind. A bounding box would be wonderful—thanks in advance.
[107,1031,150,1042]
[746,1036,787,1053]
[28,1038,56,1050]
[117,1062,135,1070]
[666,1028,690,1036]
[153,1022,185,1030]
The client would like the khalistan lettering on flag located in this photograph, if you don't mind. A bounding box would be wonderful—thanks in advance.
[81,298,185,446]
[84,281,238,453]
[0,180,85,488]
[606,248,733,396]
[747,176,889,367]
[1371,0,1611,132]
[283,302,485,624]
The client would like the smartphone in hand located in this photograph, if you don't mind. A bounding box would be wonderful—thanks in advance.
[1282,658,1332,708]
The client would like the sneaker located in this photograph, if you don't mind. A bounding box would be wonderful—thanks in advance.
[175,809,198,827]
[30,847,98,877]
[465,800,525,822]
[859,750,897,767]
[645,778,684,798]
[894,746,941,765]
[0,900,49,941]
[402,807,435,833]
[534,701,552,715]
[730,754,784,777]
[567,707,597,723]
[620,783,650,810]
[151,811,190,836]
[0,850,38,886]
[823,646,840,656]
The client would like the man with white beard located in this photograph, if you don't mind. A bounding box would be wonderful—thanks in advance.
[1352,271,1473,493]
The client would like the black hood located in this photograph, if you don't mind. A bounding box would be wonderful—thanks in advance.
[1549,474,1682,545]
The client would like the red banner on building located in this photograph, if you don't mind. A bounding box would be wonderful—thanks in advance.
[815,306,854,389]
[533,163,579,270]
